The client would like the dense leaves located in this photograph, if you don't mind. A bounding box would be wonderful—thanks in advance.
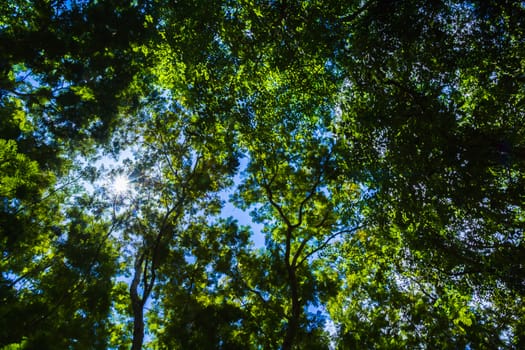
[1,0,524,349]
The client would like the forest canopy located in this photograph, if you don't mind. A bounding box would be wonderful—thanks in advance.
[1,0,524,349]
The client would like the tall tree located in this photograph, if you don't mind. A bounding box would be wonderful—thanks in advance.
[102,85,243,348]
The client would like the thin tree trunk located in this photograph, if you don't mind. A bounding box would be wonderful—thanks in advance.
[130,253,145,350]
[282,224,301,350]
[130,300,144,350]
[282,262,301,350]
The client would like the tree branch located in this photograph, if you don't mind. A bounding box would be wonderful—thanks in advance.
[338,0,376,23]
[297,225,363,266]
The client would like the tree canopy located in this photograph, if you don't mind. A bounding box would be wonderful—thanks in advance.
[1,0,524,349]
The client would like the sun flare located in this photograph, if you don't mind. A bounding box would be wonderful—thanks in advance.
[112,175,130,194]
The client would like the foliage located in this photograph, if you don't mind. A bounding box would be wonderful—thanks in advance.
[1,0,524,349]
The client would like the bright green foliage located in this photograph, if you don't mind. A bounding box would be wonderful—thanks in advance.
[1,0,524,349]
[1,188,119,348]
[0,139,51,201]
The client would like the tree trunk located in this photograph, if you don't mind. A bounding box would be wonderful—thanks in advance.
[130,299,144,350]
[282,262,301,350]
[130,253,145,350]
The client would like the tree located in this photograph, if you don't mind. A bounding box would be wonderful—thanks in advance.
[101,86,244,349]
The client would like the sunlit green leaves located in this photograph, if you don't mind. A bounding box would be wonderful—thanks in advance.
[0,139,51,199]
